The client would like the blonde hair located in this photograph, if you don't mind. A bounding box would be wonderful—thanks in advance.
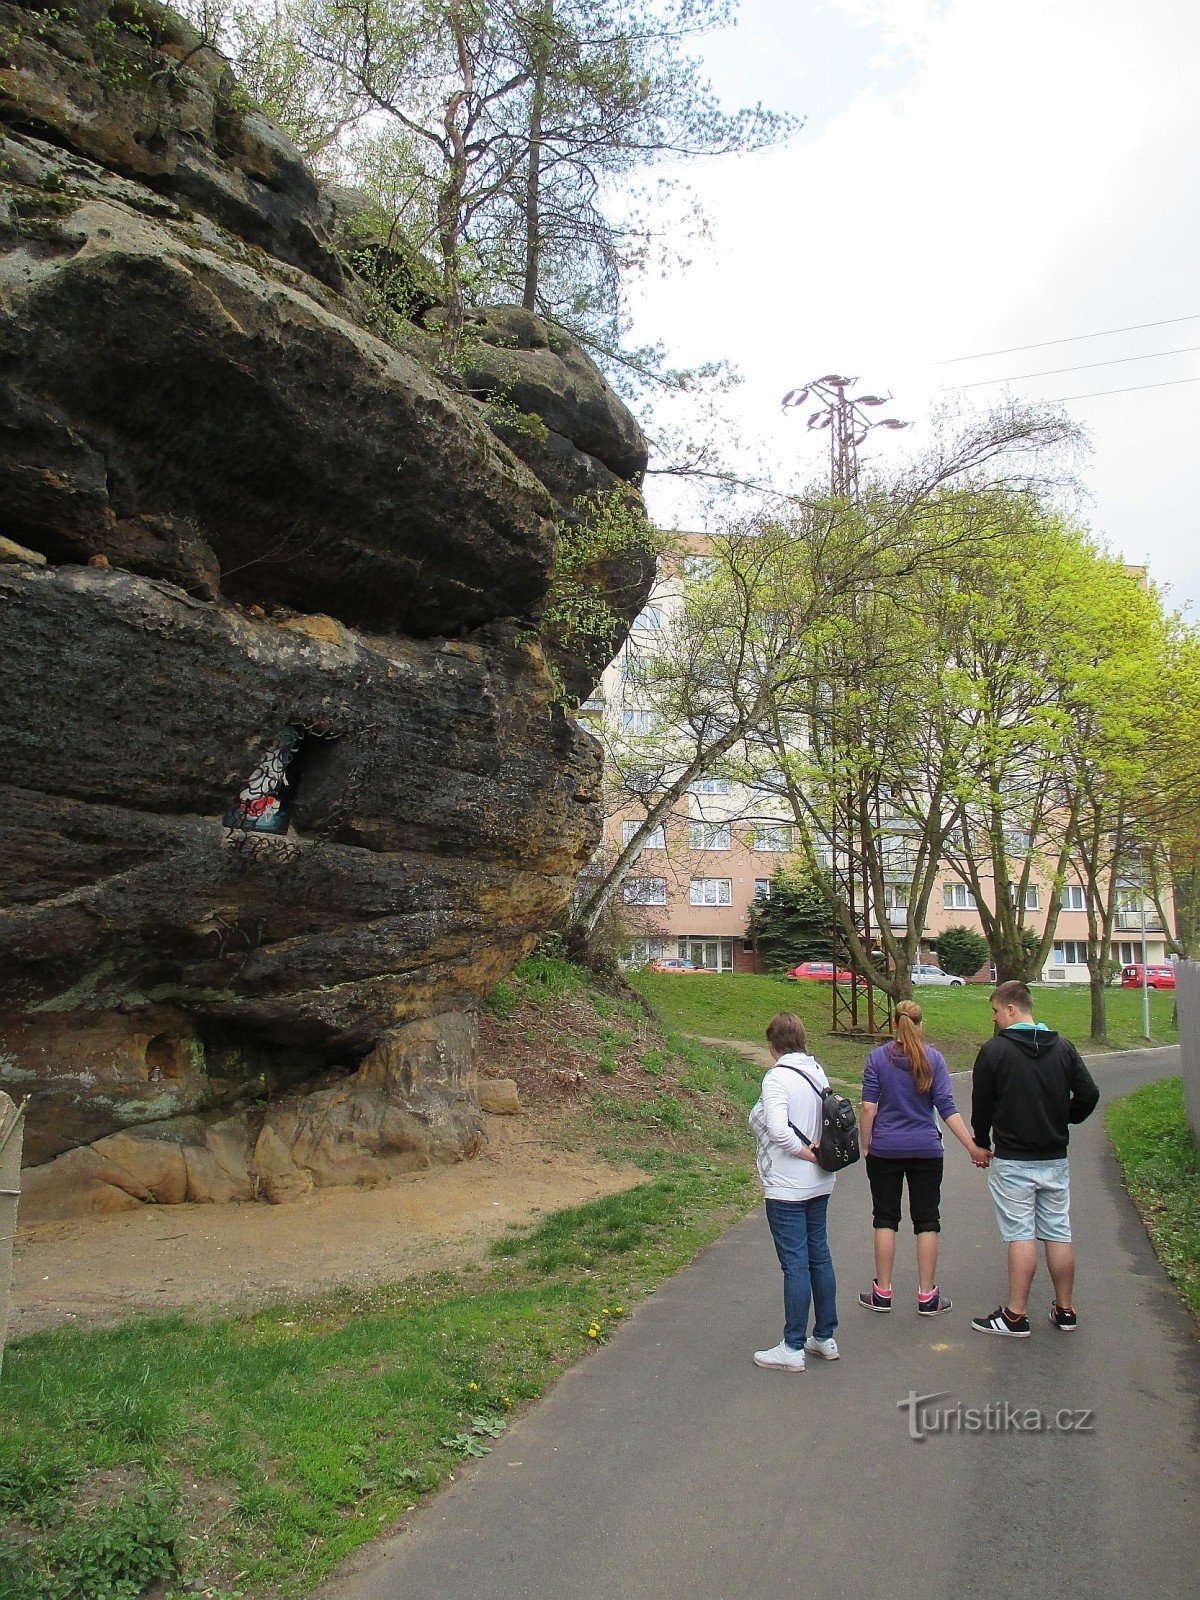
[766,1012,807,1054]
[893,999,933,1093]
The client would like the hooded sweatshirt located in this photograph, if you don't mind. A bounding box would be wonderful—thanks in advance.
[971,1024,1100,1160]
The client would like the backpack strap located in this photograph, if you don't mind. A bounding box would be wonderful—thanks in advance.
[773,1062,824,1149]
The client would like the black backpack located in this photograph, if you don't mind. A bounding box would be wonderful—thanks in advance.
[777,1064,861,1173]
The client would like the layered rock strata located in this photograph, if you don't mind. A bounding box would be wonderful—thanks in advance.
[0,0,651,1216]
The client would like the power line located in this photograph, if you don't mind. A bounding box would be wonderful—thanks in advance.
[958,344,1200,389]
[1042,374,1200,403]
[931,314,1200,366]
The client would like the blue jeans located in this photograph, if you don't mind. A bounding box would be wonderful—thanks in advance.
[765,1195,838,1349]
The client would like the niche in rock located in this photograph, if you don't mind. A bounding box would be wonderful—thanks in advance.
[223,723,341,843]
[144,1033,188,1081]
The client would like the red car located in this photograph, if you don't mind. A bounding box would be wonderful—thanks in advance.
[787,961,856,984]
[1120,963,1176,990]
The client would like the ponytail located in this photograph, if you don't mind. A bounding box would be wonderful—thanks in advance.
[893,999,933,1094]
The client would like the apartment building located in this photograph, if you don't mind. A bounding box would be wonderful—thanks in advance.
[583,536,1175,979]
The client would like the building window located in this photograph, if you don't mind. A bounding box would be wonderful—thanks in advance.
[943,881,977,910]
[689,822,730,851]
[621,708,656,735]
[624,877,667,906]
[689,777,730,795]
[1053,940,1087,966]
[690,878,732,906]
[633,605,664,632]
[1061,884,1086,911]
[622,819,665,850]
[753,824,793,852]
[622,938,664,967]
[1025,885,1040,911]
[682,554,715,580]
[884,885,910,909]
[754,878,771,901]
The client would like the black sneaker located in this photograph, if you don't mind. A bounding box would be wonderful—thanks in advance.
[917,1288,953,1317]
[971,1306,1031,1337]
[858,1281,893,1312]
[1049,1302,1078,1332]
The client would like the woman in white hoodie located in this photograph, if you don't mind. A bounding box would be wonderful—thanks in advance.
[748,1011,840,1372]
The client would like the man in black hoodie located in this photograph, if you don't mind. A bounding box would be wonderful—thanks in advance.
[970,980,1100,1337]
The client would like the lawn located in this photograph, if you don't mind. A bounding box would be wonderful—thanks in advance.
[0,1157,756,1600]
[630,972,1178,1087]
[1107,1077,1200,1319]
[0,959,763,1600]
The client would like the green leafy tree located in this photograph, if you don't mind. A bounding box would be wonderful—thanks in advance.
[195,0,795,373]
[570,403,1076,966]
[935,926,990,978]
[747,869,833,972]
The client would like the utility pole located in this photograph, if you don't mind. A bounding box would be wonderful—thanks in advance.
[783,376,909,1038]
[1140,850,1152,1041]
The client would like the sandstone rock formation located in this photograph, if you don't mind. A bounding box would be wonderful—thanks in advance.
[0,0,652,1217]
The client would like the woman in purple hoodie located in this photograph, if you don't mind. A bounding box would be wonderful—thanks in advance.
[858,999,990,1316]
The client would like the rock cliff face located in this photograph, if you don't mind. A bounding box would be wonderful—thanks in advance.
[0,0,652,1216]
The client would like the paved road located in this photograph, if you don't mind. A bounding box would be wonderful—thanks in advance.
[320,1047,1198,1600]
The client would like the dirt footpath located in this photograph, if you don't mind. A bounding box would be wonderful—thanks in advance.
[10,1115,641,1338]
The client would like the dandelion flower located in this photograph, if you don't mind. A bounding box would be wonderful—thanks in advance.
[468,1381,478,1391]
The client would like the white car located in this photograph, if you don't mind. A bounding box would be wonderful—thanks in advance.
[911,964,965,987]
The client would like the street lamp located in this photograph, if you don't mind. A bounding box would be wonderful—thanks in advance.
[782,375,909,502]
[781,376,909,1038]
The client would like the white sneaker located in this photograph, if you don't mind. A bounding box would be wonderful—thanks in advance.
[804,1335,840,1361]
[753,1340,806,1371]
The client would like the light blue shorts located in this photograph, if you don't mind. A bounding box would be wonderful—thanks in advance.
[988,1157,1072,1244]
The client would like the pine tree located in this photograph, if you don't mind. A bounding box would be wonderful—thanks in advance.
[748,869,833,972]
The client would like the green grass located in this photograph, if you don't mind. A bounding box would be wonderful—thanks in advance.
[0,1118,756,1600]
[631,972,1178,1084]
[1107,1077,1200,1319]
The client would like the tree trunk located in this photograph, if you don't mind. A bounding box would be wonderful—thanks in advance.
[521,21,548,311]
[1088,966,1108,1043]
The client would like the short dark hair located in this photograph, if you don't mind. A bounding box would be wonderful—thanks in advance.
[766,1011,807,1054]
[991,980,1033,1013]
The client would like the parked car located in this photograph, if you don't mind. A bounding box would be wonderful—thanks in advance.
[787,961,856,984]
[646,958,712,975]
[910,964,965,988]
[1120,963,1176,990]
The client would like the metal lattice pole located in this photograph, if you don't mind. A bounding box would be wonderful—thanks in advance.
[783,377,906,1036]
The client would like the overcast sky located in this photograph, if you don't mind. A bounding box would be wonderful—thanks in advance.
[630,0,1199,617]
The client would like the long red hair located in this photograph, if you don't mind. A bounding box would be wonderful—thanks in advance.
[892,999,933,1093]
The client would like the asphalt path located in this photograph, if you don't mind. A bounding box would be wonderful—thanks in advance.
[320,1046,1198,1600]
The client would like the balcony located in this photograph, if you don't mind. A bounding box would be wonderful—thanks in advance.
[1114,911,1165,934]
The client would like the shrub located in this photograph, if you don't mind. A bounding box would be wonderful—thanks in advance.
[935,925,990,978]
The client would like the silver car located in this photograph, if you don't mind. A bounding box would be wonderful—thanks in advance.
[911,964,965,987]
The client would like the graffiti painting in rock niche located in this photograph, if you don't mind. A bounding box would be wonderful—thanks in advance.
[224,728,302,835]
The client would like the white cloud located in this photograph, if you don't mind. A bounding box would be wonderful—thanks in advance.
[632,0,1200,611]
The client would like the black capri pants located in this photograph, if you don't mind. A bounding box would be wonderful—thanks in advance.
[865,1154,944,1234]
